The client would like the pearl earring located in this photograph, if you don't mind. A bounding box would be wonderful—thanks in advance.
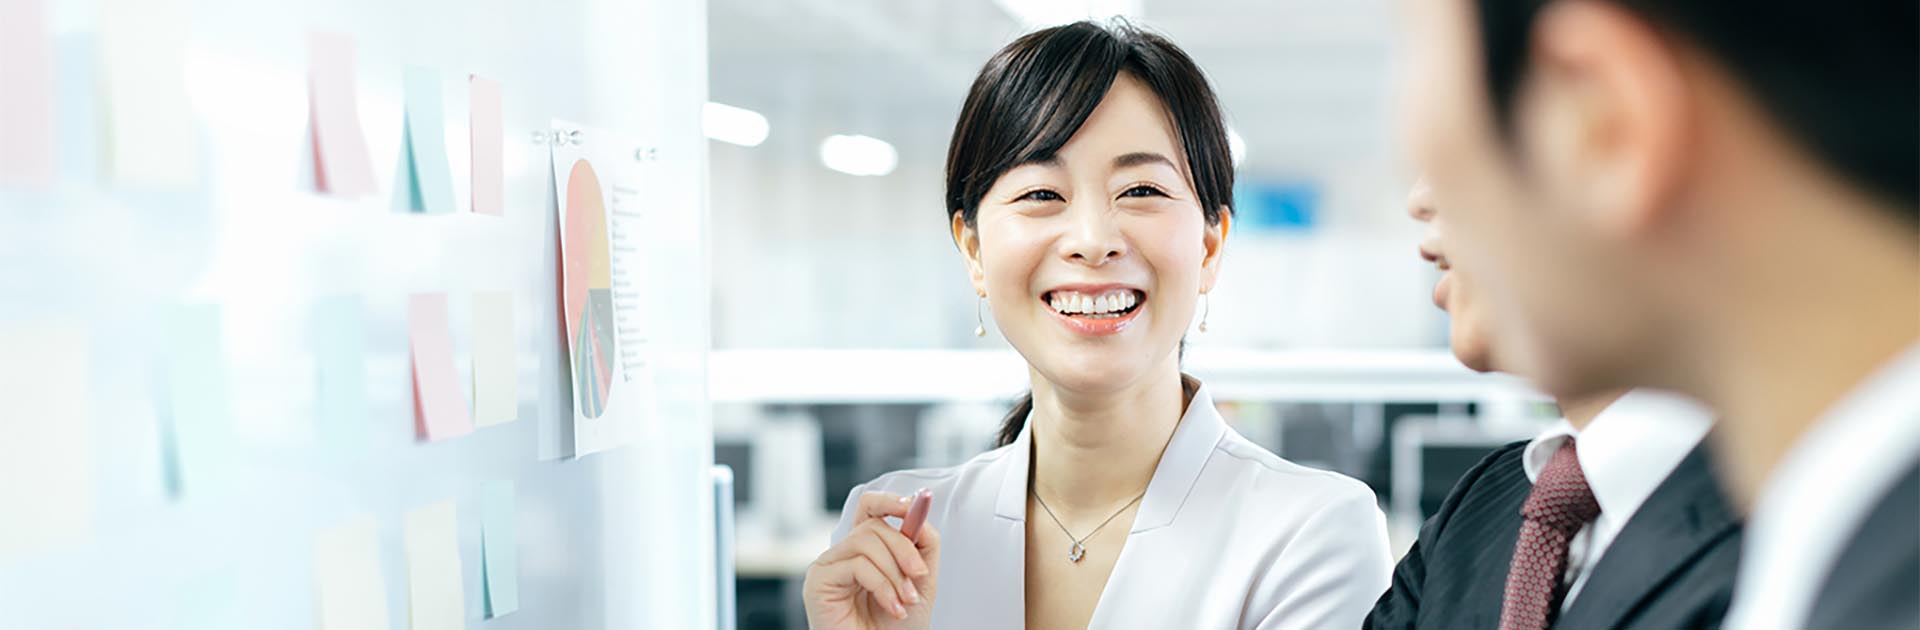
[1198,293,1211,333]
[975,295,987,337]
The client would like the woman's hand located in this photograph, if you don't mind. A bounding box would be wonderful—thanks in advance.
[803,491,942,630]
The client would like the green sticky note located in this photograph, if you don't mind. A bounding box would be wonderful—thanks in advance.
[402,66,454,213]
[312,296,367,435]
[481,480,519,618]
[159,303,234,499]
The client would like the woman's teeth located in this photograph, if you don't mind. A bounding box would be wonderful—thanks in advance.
[1048,289,1140,318]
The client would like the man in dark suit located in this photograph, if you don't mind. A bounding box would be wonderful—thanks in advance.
[1365,182,1741,629]
[1391,0,1916,627]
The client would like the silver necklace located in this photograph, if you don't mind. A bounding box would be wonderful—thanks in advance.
[1031,489,1146,563]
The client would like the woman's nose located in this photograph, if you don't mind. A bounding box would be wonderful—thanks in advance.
[1060,203,1127,265]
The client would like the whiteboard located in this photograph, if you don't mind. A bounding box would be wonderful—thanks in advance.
[0,0,713,627]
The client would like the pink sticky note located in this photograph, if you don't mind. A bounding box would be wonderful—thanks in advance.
[469,75,503,216]
[0,0,55,188]
[308,31,377,197]
[409,293,472,441]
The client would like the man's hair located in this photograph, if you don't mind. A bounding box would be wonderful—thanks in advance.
[1473,0,1918,221]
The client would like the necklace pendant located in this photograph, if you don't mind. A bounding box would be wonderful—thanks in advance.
[1068,542,1086,563]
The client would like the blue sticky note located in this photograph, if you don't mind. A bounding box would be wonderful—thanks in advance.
[158,303,234,499]
[312,296,367,433]
[55,35,102,184]
[403,67,455,214]
[481,480,520,618]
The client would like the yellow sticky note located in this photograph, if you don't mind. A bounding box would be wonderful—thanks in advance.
[472,290,518,427]
[98,0,198,188]
[404,500,466,630]
[313,515,391,630]
[0,323,95,558]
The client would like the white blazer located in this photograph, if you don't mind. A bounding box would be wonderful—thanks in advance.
[832,383,1393,629]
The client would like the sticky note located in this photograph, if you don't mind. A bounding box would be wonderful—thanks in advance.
[403,67,455,213]
[159,303,235,499]
[0,0,55,188]
[0,323,95,558]
[469,75,503,216]
[480,481,519,618]
[55,33,103,182]
[309,31,377,197]
[471,291,518,427]
[168,571,241,630]
[404,500,466,630]
[409,293,472,441]
[313,296,368,430]
[314,515,391,630]
[98,0,197,188]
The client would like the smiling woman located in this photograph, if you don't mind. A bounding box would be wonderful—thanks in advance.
[944,20,1235,449]
[800,20,1394,630]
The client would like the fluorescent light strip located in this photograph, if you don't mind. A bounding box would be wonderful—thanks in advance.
[702,102,769,147]
[819,134,897,177]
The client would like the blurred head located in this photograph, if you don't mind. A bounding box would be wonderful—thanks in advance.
[1398,0,1917,397]
[1408,178,1498,373]
[945,21,1233,445]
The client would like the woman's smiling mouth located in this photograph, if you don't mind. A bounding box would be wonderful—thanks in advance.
[1042,285,1146,336]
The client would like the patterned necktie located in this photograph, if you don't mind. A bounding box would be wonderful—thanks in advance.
[1499,440,1602,630]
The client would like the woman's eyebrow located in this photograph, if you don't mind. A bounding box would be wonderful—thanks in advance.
[1111,151,1177,171]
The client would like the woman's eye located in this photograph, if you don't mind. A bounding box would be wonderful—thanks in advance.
[1120,185,1165,199]
[1019,189,1063,202]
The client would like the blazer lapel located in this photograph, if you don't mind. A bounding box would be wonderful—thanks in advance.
[1559,443,1739,630]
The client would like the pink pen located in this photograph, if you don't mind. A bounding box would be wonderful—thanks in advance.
[900,488,933,542]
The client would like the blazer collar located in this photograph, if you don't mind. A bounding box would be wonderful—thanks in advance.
[993,377,1230,534]
[1558,441,1742,630]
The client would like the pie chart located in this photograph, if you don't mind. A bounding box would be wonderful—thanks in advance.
[563,159,618,418]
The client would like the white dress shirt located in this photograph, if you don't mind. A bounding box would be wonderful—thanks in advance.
[1519,389,1715,610]
[1723,343,1920,629]
[832,382,1394,629]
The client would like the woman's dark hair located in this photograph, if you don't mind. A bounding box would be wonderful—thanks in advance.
[941,20,1235,447]
[1472,0,1917,218]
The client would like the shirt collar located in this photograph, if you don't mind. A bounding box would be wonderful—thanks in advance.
[1726,342,1920,627]
[1523,389,1715,521]
[994,377,1229,533]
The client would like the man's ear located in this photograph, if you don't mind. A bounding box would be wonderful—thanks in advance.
[1199,209,1230,293]
[1522,0,1693,237]
[951,212,987,296]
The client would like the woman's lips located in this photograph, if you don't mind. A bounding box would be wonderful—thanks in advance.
[1041,290,1144,337]
[1433,272,1452,310]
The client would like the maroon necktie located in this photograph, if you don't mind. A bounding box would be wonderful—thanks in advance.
[1499,440,1602,630]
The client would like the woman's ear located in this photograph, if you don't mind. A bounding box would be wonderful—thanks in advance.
[951,212,988,296]
[1199,208,1230,293]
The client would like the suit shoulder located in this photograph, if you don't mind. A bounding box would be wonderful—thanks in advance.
[1425,439,1530,530]
[1217,429,1379,504]
[1463,440,1530,487]
[848,441,1015,497]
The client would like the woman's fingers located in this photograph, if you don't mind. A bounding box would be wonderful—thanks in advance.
[844,556,910,619]
[852,491,913,525]
[810,524,925,612]
[843,524,921,606]
[864,519,931,578]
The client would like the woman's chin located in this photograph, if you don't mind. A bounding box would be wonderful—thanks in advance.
[1031,351,1162,395]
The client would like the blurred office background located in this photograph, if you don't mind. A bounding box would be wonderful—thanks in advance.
[701,1,1557,628]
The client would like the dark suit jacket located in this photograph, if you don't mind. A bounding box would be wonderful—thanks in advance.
[1365,440,1742,629]
[1804,459,1918,630]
